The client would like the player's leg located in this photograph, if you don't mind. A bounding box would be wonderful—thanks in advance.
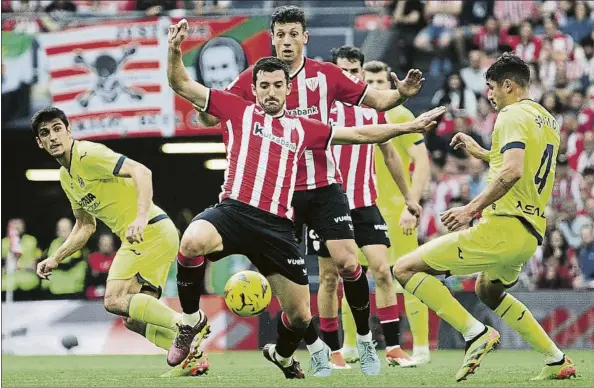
[104,218,182,351]
[476,271,576,380]
[167,206,234,366]
[310,185,378,375]
[393,222,502,381]
[340,274,359,363]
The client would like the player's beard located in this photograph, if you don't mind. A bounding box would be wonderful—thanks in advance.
[261,99,283,116]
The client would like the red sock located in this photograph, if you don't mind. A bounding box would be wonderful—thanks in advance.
[319,317,340,351]
[378,304,400,347]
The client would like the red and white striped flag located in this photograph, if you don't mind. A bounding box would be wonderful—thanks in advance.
[39,17,174,140]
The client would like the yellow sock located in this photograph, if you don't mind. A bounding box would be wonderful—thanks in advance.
[145,324,177,350]
[129,293,180,330]
[340,295,357,349]
[404,291,429,348]
[405,273,483,338]
[494,294,563,363]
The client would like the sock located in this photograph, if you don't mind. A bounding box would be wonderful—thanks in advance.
[340,264,371,335]
[319,317,341,351]
[356,331,372,343]
[128,293,180,330]
[145,324,177,350]
[404,291,430,349]
[303,319,319,346]
[306,338,325,354]
[276,312,306,359]
[494,294,563,364]
[378,304,400,348]
[176,253,205,315]
[340,294,357,349]
[404,273,484,340]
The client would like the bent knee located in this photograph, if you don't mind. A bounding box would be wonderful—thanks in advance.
[475,277,505,309]
[285,308,312,329]
[327,242,358,272]
[371,263,392,285]
[104,293,126,315]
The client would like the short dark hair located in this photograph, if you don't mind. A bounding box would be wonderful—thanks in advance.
[363,60,391,81]
[331,45,364,66]
[485,52,531,88]
[270,6,307,33]
[31,106,69,136]
[252,56,290,85]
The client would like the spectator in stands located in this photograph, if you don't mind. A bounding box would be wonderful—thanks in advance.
[537,228,576,289]
[2,0,44,33]
[473,16,510,58]
[558,200,592,249]
[86,233,116,300]
[574,36,594,88]
[1,218,41,300]
[473,96,496,146]
[465,157,488,198]
[389,0,426,73]
[431,72,477,118]
[413,0,463,75]
[195,0,231,14]
[551,154,582,212]
[453,0,495,64]
[575,223,594,288]
[449,113,486,164]
[527,64,545,102]
[460,49,487,96]
[562,1,594,43]
[514,20,542,64]
[42,217,88,299]
[494,0,538,34]
[577,131,594,173]
[539,91,565,124]
[136,0,178,16]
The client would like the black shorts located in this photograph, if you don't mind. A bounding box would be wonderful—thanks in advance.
[293,183,355,245]
[192,199,308,285]
[306,205,390,257]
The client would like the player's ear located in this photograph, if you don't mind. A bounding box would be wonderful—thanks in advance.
[286,81,292,96]
[303,30,309,45]
[35,136,43,149]
[504,79,513,92]
[251,83,257,97]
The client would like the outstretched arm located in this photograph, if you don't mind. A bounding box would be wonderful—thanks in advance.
[362,70,425,111]
[167,19,210,109]
[331,106,445,145]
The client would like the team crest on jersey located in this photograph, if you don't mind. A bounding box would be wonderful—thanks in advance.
[77,175,85,188]
[305,77,319,91]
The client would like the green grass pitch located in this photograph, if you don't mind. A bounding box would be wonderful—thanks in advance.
[3,350,593,387]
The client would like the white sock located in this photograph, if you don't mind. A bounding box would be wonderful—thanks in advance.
[462,321,486,342]
[271,345,293,367]
[306,338,325,354]
[544,350,565,365]
[356,331,372,343]
[413,345,430,356]
[182,310,203,326]
[385,345,401,352]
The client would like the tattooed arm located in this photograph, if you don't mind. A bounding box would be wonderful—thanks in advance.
[441,148,524,231]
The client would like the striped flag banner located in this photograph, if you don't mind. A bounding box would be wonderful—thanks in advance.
[39,17,174,140]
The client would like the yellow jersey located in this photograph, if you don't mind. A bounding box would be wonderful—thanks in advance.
[482,99,560,243]
[375,106,424,209]
[59,141,165,240]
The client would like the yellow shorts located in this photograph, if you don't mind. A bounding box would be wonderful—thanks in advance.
[419,216,538,287]
[108,216,179,293]
[358,204,418,267]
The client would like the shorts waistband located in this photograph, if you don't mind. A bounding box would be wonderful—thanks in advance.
[148,214,169,225]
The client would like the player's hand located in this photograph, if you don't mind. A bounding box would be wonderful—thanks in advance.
[168,19,188,49]
[126,215,148,244]
[399,208,418,236]
[411,106,446,133]
[440,205,475,232]
[36,256,59,280]
[392,69,425,98]
[450,133,484,159]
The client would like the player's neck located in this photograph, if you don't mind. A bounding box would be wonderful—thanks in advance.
[56,141,74,171]
[287,56,305,77]
[505,90,532,108]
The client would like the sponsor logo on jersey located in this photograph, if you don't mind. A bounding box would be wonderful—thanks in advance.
[253,122,297,152]
[287,105,319,117]
[515,200,546,218]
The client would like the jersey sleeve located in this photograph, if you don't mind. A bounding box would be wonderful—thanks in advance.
[79,141,126,180]
[301,117,334,150]
[201,89,251,122]
[326,62,368,106]
[225,68,255,102]
[59,169,82,210]
[495,109,529,153]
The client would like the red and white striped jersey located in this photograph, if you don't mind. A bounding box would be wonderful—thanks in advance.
[204,89,334,219]
[330,102,386,209]
[227,57,368,191]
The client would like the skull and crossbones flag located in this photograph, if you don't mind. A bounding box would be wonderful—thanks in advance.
[39,17,174,140]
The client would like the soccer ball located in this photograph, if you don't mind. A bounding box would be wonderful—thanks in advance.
[224,270,272,317]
